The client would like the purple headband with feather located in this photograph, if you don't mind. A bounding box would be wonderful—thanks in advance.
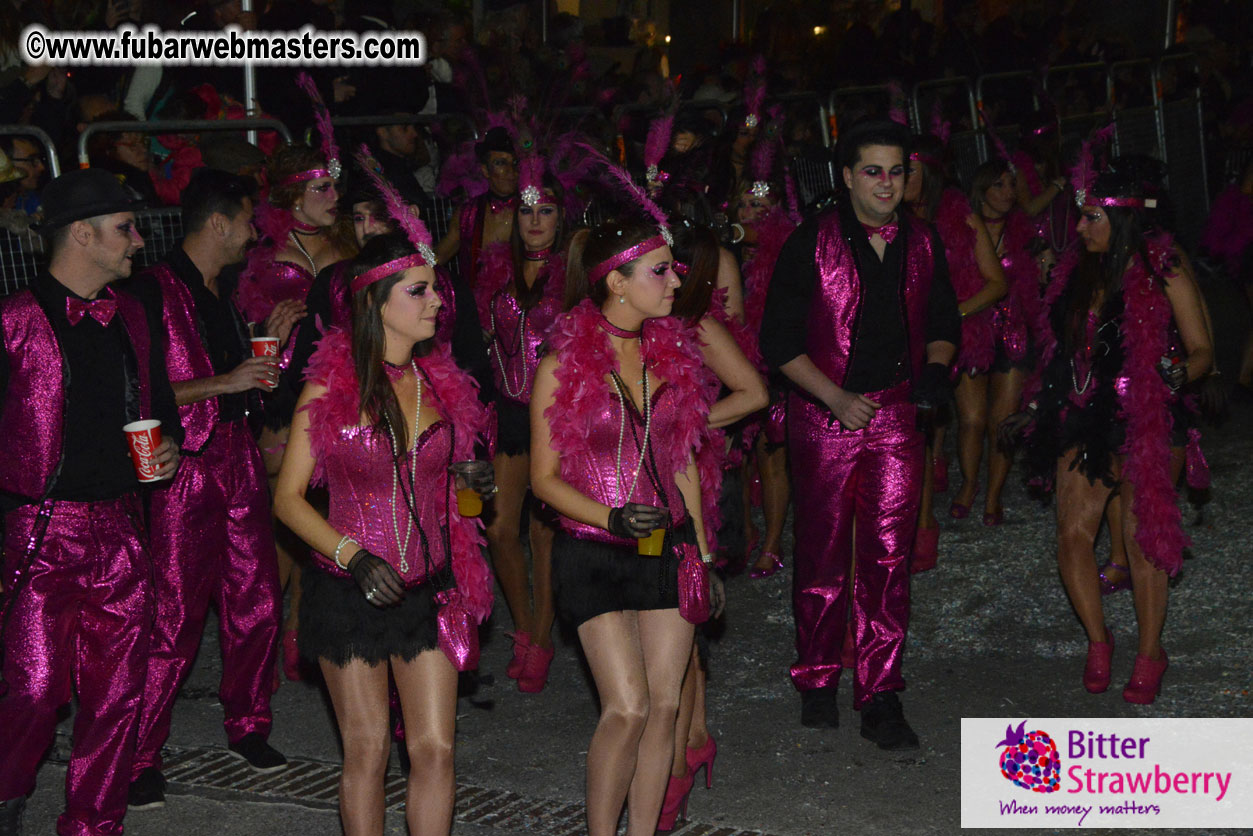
[351,144,436,292]
[288,73,341,186]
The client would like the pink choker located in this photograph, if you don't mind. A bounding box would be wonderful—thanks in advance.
[599,316,641,339]
[524,246,554,261]
[292,219,320,233]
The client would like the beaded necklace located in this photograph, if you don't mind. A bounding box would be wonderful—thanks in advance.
[611,367,651,506]
[383,359,421,574]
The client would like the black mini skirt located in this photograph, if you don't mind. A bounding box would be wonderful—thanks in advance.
[551,533,680,628]
[299,566,439,667]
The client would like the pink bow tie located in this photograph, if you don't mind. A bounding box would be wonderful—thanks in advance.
[862,221,899,244]
[66,295,117,327]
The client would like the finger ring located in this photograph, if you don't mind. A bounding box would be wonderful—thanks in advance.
[365,588,376,600]
[629,516,637,525]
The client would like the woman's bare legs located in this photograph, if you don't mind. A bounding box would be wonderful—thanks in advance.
[749,436,790,573]
[393,649,459,836]
[1054,451,1113,644]
[984,368,1024,515]
[579,609,694,836]
[670,648,698,779]
[953,373,989,510]
[262,426,303,643]
[320,658,390,836]
[528,508,556,651]
[1102,496,1130,585]
[484,452,535,637]
[1118,450,1185,659]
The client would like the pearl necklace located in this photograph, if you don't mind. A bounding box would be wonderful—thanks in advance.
[611,366,651,506]
[289,230,318,275]
[490,303,529,399]
[384,359,422,574]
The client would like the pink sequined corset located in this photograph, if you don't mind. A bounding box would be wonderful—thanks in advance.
[236,260,313,324]
[559,383,690,546]
[488,290,552,404]
[321,420,454,586]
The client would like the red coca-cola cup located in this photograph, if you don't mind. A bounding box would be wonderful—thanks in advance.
[250,336,280,389]
[123,419,164,483]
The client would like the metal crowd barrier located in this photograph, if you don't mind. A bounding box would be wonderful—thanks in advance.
[0,125,62,178]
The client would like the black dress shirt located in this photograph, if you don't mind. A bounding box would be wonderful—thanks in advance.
[761,199,960,394]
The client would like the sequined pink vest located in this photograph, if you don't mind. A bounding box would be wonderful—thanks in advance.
[806,211,937,388]
[0,287,153,502]
[141,263,219,452]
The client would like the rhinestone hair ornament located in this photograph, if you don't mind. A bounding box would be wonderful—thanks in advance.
[286,73,342,187]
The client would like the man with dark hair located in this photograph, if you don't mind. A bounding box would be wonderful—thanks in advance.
[434,126,519,286]
[761,118,960,748]
[125,169,298,811]
[0,168,181,835]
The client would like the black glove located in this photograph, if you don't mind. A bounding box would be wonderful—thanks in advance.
[1158,356,1187,391]
[1198,374,1229,422]
[346,549,406,607]
[997,410,1034,452]
[462,463,497,499]
[912,362,952,409]
[607,503,670,539]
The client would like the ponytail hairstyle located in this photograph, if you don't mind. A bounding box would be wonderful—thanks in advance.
[667,217,721,325]
[349,232,432,451]
[564,219,664,311]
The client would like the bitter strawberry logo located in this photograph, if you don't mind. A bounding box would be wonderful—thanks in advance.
[996,721,1061,793]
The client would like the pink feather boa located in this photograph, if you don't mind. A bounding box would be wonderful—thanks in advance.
[1201,185,1253,272]
[1118,237,1188,575]
[235,202,300,323]
[544,301,718,547]
[935,188,994,372]
[1021,242,1083,407]
[300,329,494,622]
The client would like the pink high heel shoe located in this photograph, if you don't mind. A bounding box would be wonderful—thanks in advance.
[685,736,717,789]
[749,552,783,579]
[517,641,554,693]
[1083,628,1114,694]
[505,631,531,680]
[656,771,694,832]
[1123,651,1168,705]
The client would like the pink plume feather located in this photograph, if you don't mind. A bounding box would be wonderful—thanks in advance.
[295,72,338,166]
[644,112,675,170]
[355,144,433,250]
[1071,123,1116,204]
[571,139,669,231]
[888,81,909,127]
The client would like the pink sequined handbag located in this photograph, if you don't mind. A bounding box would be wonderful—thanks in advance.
[435,588,479,671]
[675,542,711,625]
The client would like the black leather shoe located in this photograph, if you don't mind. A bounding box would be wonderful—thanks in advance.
[227,733,288,773]
[800,684,840,728]
[0,796,25,836]
[859,691,920,750]
[128,767,166,810]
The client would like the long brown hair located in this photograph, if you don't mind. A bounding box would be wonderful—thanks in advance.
[510,175,566,310]
[349,233,423,452]
[667,218,721,325]
[564,220,662,310]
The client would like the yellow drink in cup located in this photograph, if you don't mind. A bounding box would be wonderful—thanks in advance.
[449,460,491,518]
[456,487,483,518]
[637,528,665,556]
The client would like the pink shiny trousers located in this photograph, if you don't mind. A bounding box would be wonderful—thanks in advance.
[787,382,922,708]
[0,496,152,836]
[134,420,280,775]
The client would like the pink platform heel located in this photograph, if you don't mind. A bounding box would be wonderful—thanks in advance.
[1123,650,1168,705]
[685,736,717,789]
[656,771,694,831]
[1083,628,1114,694]
[505,631,531,680]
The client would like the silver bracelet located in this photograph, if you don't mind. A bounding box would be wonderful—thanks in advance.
[700,553,715,565]
[333,535,357,571]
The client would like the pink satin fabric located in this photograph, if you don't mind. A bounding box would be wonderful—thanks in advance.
[134,420,281,774]
[787,382,921,708]
[0,497,152,836]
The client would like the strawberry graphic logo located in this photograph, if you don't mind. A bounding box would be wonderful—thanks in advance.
[996,721,1061,793]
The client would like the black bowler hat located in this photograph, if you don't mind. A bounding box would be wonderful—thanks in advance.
[36,168,146,231]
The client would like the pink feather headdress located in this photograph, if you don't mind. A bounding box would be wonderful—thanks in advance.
[888,81,909,128]
[572,139,671,243]
[743,55,767,129]
[1071,123,1117,208]
[352,144,436,291]
[748,105,787,200]
[518,150,547,207]
[930,101,952,146]
[291,73,341,184]
[644,110,676,194]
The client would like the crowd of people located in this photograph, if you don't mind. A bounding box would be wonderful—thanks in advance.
[0,4,1249,836]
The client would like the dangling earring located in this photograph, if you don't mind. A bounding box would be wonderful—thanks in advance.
[618,295,625,304]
